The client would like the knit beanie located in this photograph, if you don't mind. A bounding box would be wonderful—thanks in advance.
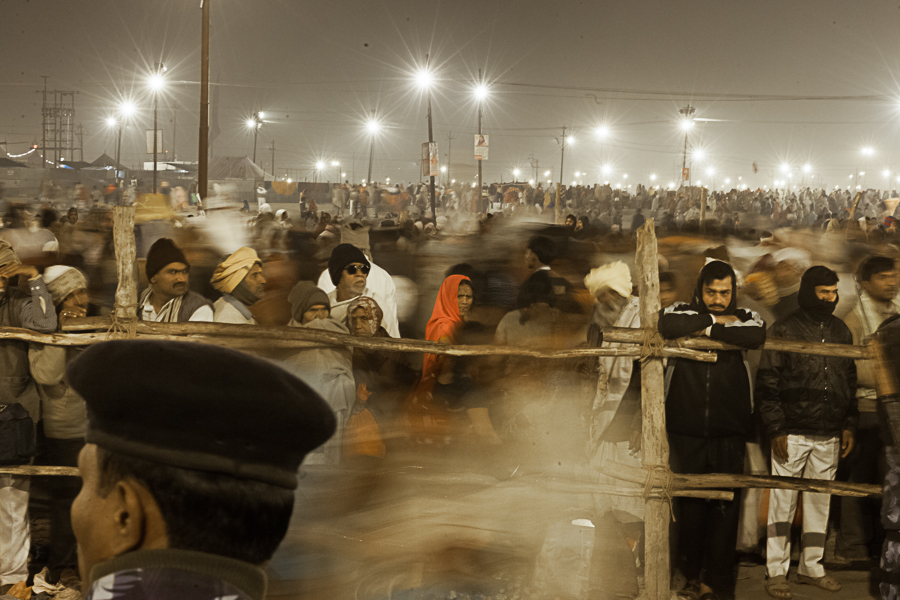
[327,243,370,286]
[288,281,330,322]
[146,238,188,281]
[43,265,88,306]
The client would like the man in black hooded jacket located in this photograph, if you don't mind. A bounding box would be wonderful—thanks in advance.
[756,265,857,597]
[658,259,766,600]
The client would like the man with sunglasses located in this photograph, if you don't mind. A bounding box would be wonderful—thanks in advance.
[140,238,213,323]
[325,243,382,330]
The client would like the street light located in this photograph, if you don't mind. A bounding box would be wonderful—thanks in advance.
[416,58,437,221]
[679,104,696,183]
[331,160,340,184]
[247,111,263,163]
[365,112,380,186]
[474,73,489,213]
[513,168,521,181]
[595,124,610,139]
[148,63,166,193]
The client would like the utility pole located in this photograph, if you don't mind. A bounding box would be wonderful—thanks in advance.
[447,131,453,185]
[367,109,376,186]
[198,0,211,199]
[115,122,124,187]
[426,54,436,223]
[270,141,275,180]
[153,89,158,193]
[76,124,84,162]
[555,125,567,225]
[41,76,48,168]
[476,68,484,213]
[679,104,695,185]
[172,102,178,162]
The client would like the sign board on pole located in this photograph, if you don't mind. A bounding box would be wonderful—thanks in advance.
[474,134,489,160]
[682,167,690,181]
[421,142,439,178]
[145,129,163,154]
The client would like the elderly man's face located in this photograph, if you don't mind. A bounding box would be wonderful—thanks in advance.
[338,263,368,299]
[349,307,374,337]
[244,264,266,298]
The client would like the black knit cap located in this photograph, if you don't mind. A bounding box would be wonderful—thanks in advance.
[146,238,189,281]
[327,243,370,286]
[67,340,336,489]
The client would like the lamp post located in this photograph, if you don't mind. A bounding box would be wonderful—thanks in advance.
[554,127,570,224]
[331,160,340,185]
[246,112,263,163]
[149,63,166,193]
[416,58,436,223]
[679,104,695,184]
[366,112,379,186]
[474,73,488,213]
[109,101,134,187]
[314,160,325,185]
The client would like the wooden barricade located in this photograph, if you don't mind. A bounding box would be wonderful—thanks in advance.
[0,207,884,599]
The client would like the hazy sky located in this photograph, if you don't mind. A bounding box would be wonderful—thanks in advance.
[4,0,900,189]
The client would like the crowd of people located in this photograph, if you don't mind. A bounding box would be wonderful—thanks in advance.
[1,178,900,600]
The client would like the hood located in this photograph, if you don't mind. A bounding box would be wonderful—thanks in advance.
[690,260,738,315]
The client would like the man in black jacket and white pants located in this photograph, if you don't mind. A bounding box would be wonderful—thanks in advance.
[756,265,857,598]
[659,260,766,600]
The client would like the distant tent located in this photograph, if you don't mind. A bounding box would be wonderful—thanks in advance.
[89,153,125,170]
[0,157,27,168]
[208,156,269,180]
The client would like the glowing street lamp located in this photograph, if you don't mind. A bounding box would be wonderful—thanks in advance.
[247,111,263,163]
[416,58,437,221]
[331,160,340,184]
[148,63,166,193]
[366,113,380,186]
[595,124,610,139]
[679,104,696,182]
[473,73,489,212]
[513,168,521,181]
[109,100,134,186]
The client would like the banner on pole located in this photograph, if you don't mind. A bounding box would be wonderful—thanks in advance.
[474,134,489,160]
[422,142,439,178]
[145,129,163,154]
[682,167,690,181]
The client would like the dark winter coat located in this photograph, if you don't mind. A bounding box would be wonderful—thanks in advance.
[756,308,858,439]
[658,261,766,438]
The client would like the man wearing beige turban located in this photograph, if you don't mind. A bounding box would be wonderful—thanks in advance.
[210,247,266,325]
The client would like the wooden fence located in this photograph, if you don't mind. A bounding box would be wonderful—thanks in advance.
[0,207,883,599]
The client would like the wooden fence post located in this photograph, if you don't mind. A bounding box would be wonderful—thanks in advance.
[113,206,138,325]
[636,219,671,600]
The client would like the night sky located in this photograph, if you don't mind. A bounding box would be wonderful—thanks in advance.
[4,0,900,190]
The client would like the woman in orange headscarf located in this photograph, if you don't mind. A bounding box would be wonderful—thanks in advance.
[406,274,474,440]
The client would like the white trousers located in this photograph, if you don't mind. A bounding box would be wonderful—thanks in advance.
[0,475,30,585]
[766,434,839,578]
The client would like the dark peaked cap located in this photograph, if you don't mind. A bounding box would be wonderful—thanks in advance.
[67,340,336,489]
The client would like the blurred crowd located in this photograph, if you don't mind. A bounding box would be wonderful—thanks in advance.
[1,178,899,599]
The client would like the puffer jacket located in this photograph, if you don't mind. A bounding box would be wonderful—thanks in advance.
[756,308,858,439]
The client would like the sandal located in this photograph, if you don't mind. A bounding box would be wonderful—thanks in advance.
[765,575,792,600]
[796,573,841,592]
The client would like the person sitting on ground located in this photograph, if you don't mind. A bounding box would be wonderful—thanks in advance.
[210,247,266,325]
[140,238,213,323]
[65,340,335,600]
